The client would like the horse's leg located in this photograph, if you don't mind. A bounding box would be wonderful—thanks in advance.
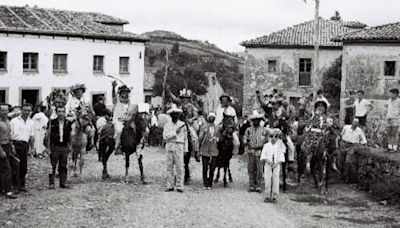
[125,152,130,183]
[297,146,302,183]
[228,166,233,183]
[138,154,147,184]
[223,166,228,187]
[310,157,318,188]
[79,148,85,181]
[72,149,79,177]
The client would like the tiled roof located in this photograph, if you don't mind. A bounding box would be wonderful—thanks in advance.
[144,70,155,91]
[241,17,366,48]
[0,5,147,42]
[339,22,400,42]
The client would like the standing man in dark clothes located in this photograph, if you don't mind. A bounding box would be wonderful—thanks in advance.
[0,104,17,199]
[10,103,34,192]
[239,115,251,155]
[256,91,274,120]
[45,106,72,189]
[93,96,106,117]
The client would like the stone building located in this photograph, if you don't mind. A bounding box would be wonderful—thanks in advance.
[339,22,400,123]
[0,5,147,107]
[240,17,366,115]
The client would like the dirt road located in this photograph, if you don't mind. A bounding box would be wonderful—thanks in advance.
[0,147,399,228]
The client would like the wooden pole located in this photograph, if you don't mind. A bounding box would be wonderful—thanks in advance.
[312,0,320,103]
[162,50,169,106]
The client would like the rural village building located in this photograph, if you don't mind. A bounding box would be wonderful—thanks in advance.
[338,22,400,123]
[0,5,147,107]
[241,16,366,115]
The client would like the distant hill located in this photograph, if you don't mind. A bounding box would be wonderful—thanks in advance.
[142,30,244,114]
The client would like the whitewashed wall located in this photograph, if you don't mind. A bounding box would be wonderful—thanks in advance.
[0,33,145,106]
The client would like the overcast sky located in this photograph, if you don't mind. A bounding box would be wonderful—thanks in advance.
[2,0,400,52]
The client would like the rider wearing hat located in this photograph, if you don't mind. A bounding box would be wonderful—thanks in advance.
[65,84,89,122]
[111,81,138,154]
[215,94,237,126]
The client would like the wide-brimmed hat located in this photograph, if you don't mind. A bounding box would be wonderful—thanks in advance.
[250,110,264,120]
[179,88,192,98]
[71,84,86,93]
[118,85,131,94]
[219,94,232,101]
[314,100,328,111]
[166,104,183,114]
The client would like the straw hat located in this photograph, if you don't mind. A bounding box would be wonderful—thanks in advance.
[166,104,183,114]
[249,110,264,120]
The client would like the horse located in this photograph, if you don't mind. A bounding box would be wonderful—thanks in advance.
[296,127,339,194]
[214,115,237,187]
[69,116,94,180]
[119,112,148,184]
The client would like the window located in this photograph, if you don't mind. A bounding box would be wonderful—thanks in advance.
[23,53,38,72]
[0,90,6,103]
[145,95,152,104]
[299,58,312,86]
[0,52,6,71]
[268,60,277,73]
[119,57,129,73]
[93,55,104,72]
[384,61,396,76]
[53,54,68,73]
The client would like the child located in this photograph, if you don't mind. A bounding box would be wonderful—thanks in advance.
[97,109,115,179]
[198,113,219,190]
[386,88,400,151]
[260,128,286,203]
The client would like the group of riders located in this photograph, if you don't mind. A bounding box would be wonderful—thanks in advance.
[1,79,346,199]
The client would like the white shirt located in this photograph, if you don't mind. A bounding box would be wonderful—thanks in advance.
[215,105,237,126]
[59,120,64,143]
[354,98,371,117]
[151,115,158,127]
[10,116,34,142]
[260,141,286,164]
[163,120,187,144]
[32,112,48,130]
[387,98,400,119]
[341,125,367,144]
[65,96,87,116]
[96,117,107,134]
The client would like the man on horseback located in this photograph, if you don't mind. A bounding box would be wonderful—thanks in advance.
[111,81,137,155]
[215,95,237,126]
[65,84,90,122]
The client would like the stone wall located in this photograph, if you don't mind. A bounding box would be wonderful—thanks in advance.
[348,147,400,205]
[243,47,341,116]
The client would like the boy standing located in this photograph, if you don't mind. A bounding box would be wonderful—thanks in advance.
[261,129,286,203]
[386,88,400,151]
[243,110,268,193]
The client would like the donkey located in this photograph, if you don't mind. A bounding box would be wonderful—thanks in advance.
[296,127,339,194]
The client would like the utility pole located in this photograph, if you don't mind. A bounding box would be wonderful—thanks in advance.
[162,49,169,106]
[312,0,320,103]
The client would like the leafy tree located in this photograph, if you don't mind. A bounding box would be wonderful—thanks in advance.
[322,56,342,110]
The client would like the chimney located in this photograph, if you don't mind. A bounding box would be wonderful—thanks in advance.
[330,11,341,21]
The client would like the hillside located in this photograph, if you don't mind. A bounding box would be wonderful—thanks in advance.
[143,30,244,114]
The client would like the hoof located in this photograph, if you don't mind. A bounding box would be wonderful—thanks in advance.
[229,178,233,183]
[223,182,228,188]
[214,179,219,183]
[73,172,79,178]
[124,176,129,184]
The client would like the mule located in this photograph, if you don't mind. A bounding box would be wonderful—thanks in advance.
[296,128,339,194]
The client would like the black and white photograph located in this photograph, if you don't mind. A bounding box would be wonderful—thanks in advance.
[0,0,400,227]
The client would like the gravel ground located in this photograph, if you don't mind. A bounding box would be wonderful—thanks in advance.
[0,146,399,228]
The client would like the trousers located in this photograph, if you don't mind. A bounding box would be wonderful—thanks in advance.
[0,144,19,192]
[247,153,263,188]
[13,141,29,188]
[50,145,68,186]
[264,163,280,199]
[166,143,184,190]
[202,156,217,187]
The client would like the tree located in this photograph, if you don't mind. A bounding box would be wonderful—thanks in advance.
[322,56,342,110]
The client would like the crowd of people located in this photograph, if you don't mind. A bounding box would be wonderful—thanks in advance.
[1,82,398,204]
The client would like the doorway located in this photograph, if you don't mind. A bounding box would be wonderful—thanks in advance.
[0,90,6,103]
[21,89,40,106]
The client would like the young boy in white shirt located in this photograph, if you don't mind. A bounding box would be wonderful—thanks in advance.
[260,128,286,203]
